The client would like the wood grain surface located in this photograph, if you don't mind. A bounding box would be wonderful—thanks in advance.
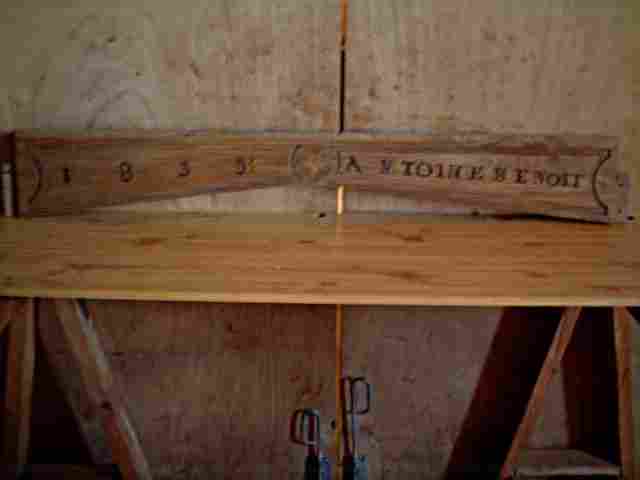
[13,130,630,222]
[0,212,639,306]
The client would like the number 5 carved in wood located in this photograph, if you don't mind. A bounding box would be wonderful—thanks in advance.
[178,160,191,177]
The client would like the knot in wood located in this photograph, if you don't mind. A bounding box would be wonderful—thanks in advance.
[289,145,338,186]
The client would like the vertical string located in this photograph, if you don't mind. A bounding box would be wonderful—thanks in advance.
[338,0,348,134]
[336,0,348,471]
[335,185,345,470]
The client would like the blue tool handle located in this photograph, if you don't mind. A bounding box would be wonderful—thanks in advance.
[319,455,331,480]
[343,455,368,480]
[303,454,331,480]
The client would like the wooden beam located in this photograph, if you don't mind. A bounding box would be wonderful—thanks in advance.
[614,307,635,480]
[500,307,581,479]
[13,130,629,222]
[1,213,640,306]
[2,298,35,478]
[53,299,151,480]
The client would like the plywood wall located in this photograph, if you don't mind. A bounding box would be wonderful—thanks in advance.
[1,1,638,478]
[2,1,340,478]
[342,1,638,477]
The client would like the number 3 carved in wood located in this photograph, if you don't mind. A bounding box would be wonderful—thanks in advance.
[119,162,134,183]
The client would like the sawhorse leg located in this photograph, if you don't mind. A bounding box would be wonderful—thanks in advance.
[615,308,635,480]
[501,307,636,479]
[1,298,152,479]
[2,298,35,478]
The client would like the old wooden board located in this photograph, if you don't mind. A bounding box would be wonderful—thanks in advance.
[0,212,639,306]
[12,130,630,222]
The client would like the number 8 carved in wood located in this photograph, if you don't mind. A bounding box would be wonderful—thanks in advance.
[119,162,134,183]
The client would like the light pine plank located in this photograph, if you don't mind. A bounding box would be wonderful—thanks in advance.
[614,307,636,480]
[1,214,640,306]
[500,307,581,479]
[53,299,151,480]
[2,298,35,478]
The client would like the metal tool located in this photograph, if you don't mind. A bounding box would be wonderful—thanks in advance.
[341,376,371,480]
[290,408,331,480]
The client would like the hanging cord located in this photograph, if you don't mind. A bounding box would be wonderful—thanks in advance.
[335,185,345,470]
[336,0,348,469]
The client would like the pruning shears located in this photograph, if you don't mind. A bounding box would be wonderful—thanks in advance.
[290,408,331,480]
[341,376,372,480]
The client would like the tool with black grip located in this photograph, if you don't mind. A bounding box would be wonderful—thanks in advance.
[290,408,331,480]
[341,376,372,480]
